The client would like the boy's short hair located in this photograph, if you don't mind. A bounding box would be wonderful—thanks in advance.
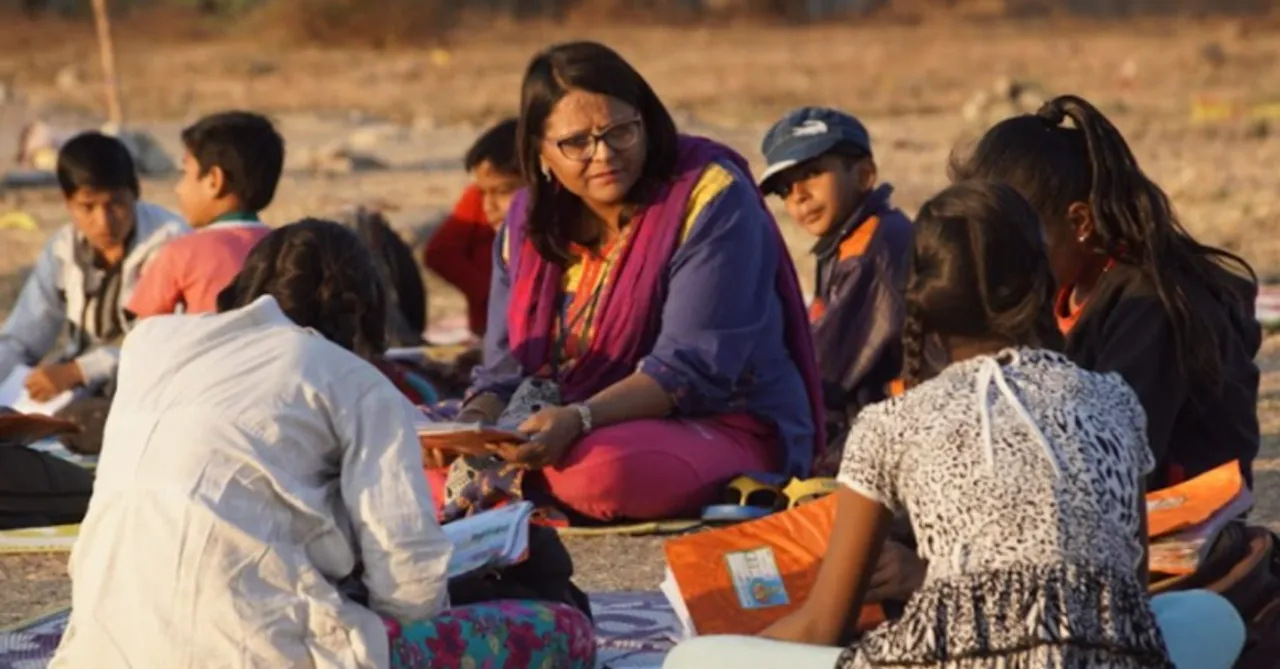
[55,132,139,199]
[464,118,519,175]
[181,111,285,213]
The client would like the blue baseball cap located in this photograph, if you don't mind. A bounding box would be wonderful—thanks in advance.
[759,107,872,193]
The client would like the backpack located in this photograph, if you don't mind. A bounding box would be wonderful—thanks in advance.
[1151,522,1280,669]
[340,524,592,621]
[336,207,428,347]
[0,409,93,530]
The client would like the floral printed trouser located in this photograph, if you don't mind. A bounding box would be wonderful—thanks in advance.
[388,600,596,669]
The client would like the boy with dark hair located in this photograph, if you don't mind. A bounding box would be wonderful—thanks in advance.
[423,118,523,337]
[760,107,913,439]
[0,132,187,407]
[127,110,284,318]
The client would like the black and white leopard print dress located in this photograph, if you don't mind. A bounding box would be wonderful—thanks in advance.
[836,348,1173,669]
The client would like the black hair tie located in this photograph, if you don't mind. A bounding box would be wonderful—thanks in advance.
[1036,102,1066,127]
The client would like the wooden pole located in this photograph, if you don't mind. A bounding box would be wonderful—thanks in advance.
[90,0,125,129]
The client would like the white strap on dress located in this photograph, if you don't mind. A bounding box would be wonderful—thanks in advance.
[974,352,1062,478]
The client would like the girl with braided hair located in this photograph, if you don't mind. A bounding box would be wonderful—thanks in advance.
[951,94,1262,491]
[53,219,595,669]
[666,182,1244,669]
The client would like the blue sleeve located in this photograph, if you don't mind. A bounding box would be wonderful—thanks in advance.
[0,235,67,379]
[637,174,778,415]
[811,252,901,411]
[467,224,525,401]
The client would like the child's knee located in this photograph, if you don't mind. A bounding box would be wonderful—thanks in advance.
[1152,590,1246,669]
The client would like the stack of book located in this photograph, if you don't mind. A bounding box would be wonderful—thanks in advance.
[1148,461,1252,576]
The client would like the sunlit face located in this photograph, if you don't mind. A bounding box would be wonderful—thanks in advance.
[772,154,871,238]
[65,187,135,257]
[539,90,647,209]
[174,152,226,228]
[472,160,523,227]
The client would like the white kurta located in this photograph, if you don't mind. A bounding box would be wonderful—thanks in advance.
[51,296,452,669]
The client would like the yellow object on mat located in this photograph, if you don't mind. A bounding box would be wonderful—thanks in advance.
[0,524,79,554]
[557,520,702,537]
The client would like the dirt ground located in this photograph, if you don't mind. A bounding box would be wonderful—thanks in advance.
[2,14,1280,627]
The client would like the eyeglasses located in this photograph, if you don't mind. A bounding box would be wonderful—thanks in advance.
[549,119,643,162]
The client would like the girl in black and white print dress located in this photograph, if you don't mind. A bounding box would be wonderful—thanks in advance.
[835,346,1167,668]
[663,181,1246,669]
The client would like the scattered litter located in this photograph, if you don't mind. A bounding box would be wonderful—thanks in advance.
[960,77,1048,125]
[105,125,178,175]
[15,120,176,177]
[302,142,389,175]
[428,48,451,67]
[54,64,81,92]
[1200,42,1228,69]
[0,212,38,231]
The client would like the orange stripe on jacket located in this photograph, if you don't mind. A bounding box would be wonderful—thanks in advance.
[837,216,881,262]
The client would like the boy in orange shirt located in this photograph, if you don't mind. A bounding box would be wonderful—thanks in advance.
[127,111,284,318]
[423,119,522,337]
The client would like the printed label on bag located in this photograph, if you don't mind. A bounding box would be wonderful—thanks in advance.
[725,547,790,610]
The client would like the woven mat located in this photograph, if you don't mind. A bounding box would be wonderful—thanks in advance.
[0,591,680,669]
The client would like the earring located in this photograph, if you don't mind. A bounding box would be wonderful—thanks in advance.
[540,163,551,181]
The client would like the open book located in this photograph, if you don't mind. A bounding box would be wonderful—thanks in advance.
[441,501,535,579]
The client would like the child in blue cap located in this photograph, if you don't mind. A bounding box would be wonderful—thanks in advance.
[759,107,913,460]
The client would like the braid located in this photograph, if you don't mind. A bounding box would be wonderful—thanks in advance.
[900,297,927,388]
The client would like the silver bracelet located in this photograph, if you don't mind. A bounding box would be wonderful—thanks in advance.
[572,403,594,435]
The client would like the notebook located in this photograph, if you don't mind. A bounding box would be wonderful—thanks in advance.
[662,496,885,638]
[441,501,535,579]
[1147,461,1253,575]
[1147,461,1247,538]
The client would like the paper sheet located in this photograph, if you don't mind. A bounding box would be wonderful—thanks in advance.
[0,364,79,416]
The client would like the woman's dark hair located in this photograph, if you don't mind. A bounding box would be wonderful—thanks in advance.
[55,132,140,199]
[216,218,387,358]
[951,94,1256,391]
[517,40,679,264]
[901,181,1062,386]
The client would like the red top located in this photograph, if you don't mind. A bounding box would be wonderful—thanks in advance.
[422,185,495,336]
[1055,259,1118,335]
[127,222,271,317]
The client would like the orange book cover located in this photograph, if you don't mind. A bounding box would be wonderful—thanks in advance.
[663,496,885,637]
[1146,461,1244,539]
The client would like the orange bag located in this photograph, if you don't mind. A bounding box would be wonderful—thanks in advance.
[663,495,885,636]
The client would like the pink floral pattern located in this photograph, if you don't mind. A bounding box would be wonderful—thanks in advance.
[389,600,595,669]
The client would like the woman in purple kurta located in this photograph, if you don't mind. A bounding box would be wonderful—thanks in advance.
[439,41,823,522]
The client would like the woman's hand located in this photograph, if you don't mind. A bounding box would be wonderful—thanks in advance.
[497,406,584,469]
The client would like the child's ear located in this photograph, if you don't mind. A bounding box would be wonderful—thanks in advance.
[855,158,878,192]
[1065,201,1095,245]
[205,165,228,199]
